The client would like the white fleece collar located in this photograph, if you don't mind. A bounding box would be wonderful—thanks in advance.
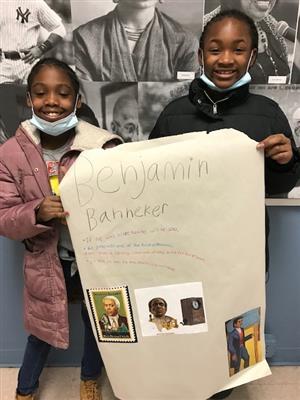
[21,119,122,150]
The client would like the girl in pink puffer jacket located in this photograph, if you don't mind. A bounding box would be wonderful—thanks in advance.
[0,58,122,400]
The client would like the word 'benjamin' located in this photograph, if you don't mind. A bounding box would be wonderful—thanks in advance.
[74,156,209,205]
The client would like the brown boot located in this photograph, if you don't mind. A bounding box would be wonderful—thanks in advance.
[15,393,36,400]
[80,380,102,400]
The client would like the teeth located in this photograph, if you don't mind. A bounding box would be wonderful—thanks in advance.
[217,71,234,75]
[46,112,60,116]
[255,1,270,9]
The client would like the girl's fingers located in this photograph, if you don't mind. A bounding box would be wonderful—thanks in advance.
[37,197,68,222]
[265,144,289,158]
[258,134,289,149]
[257,134,292,164]
[270,152,290,162]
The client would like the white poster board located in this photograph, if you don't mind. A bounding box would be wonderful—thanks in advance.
[60,129,271,400]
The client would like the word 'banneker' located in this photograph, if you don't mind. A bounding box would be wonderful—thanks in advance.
[86,202,169,230]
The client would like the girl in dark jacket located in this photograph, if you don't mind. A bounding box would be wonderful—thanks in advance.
[150,9,300,399]
[204,0,291,84]
[150,9,299,197]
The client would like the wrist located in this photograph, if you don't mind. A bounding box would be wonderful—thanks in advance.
[35,204,41,222]
[38,40,53,54]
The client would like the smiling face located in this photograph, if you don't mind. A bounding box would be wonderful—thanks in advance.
[200,17,256,90]
[240,0,275,21]
[27,65,81,122]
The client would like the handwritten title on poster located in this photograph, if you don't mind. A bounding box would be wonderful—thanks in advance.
[73,152,209,230]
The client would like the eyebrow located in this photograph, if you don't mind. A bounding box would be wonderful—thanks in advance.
[208,38,247,44]
[32,82,73,88]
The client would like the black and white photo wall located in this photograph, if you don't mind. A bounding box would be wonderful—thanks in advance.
[1,0,300,198]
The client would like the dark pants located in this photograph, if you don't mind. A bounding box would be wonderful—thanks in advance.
[17,260,103,395]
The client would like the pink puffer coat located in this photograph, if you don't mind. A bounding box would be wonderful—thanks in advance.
[0,120,122,349]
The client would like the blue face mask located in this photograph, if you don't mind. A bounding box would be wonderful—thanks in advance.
[200,71,252,92]
[29,96,79,136]
[199,50,253,92]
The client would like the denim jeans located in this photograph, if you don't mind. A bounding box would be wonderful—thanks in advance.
[17,260,103,395]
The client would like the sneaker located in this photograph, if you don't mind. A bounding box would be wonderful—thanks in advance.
[15,393,36,400]
[80,379,102,400]
[209,388,234,399]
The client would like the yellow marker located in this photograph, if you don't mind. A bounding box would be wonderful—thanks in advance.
[49,175,60,196]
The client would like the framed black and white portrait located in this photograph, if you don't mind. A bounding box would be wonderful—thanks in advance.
[0,0,71,84]
[80,81,139,143]
[71,0,203,82]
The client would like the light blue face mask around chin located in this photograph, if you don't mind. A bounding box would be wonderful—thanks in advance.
[30,111,78,136]
[199,71,252,92]
[199,49,253,92]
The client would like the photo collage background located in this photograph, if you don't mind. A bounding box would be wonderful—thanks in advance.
[1,0,300,197]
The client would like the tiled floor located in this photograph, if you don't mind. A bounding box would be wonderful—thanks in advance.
[1,366,299,400]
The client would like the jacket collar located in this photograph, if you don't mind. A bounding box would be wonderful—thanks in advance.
[15,120,122,198]
[188,78,250,119]
[20,119,122,151]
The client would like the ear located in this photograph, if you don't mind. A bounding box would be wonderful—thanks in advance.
[249,48,258,68]
[198,48,203,67]
[76,94,82,109]
[26,92,32,108]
